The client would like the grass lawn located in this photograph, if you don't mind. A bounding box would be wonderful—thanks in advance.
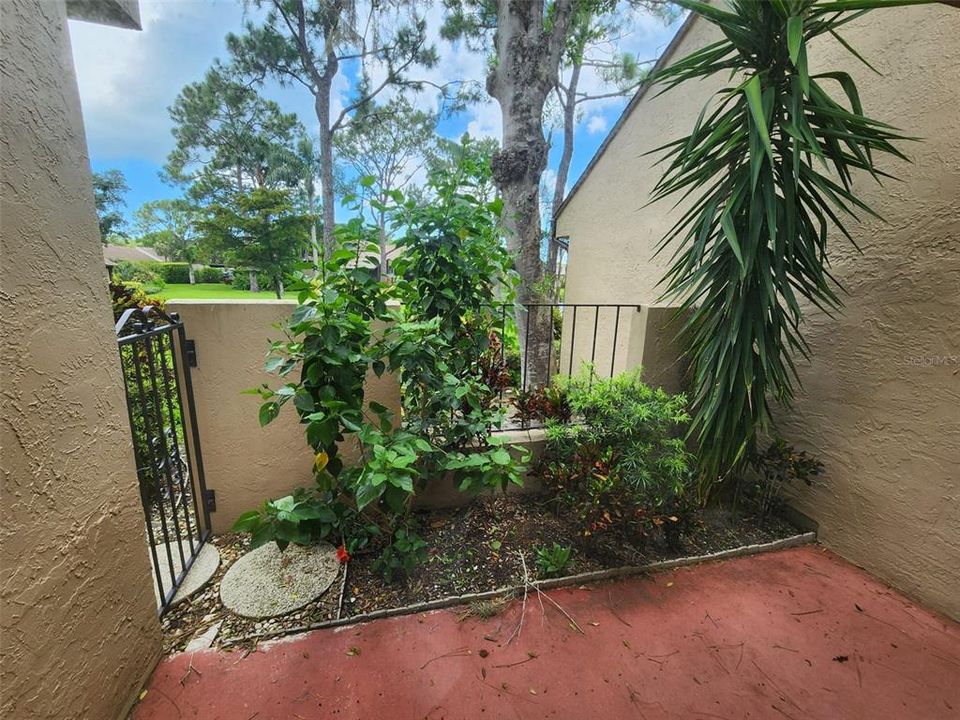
[152,283,283,300]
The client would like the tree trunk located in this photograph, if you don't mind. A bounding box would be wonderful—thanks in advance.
[274,275,283,299]
[377,206,388,280]
[188,264,195,285]
[548,63,580,292]
[316,73,337,259]
[248,270,259,293]
[488,0,573,388]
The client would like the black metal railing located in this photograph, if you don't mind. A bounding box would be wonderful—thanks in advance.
[116,306,211,614]
[493,303,640,431]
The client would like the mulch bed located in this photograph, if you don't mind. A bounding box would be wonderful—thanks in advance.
[341,495,798,617]
[161,494,798,653]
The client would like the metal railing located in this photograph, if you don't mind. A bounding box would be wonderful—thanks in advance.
[116,306,211,614]
[493,303,641,431]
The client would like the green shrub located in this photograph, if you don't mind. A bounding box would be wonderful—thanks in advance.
[195,266,225,284]
[235,166,527,580]
[534,543,572,578]
[741,438,823,517]
[156,262,191,284]
[231,269,271,291]
[112,261,165,294]
[539,369,696,547]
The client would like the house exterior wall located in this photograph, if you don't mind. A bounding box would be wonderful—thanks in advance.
[557,4,960,619]
[167,301,403,534]
[0,1,161,718]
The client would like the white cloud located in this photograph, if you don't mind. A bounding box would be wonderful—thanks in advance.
[586,115,608,135]
[69,1,251,163]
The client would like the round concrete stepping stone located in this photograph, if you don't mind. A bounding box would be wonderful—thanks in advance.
[151,540,221,609]
[219,542,339,619]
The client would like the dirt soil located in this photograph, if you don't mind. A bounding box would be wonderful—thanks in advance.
[341,495,798,617]
[163,495,798,652]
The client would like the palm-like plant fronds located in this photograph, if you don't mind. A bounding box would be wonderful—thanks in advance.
[649,0,928,494]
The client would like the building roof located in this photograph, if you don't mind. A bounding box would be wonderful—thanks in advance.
[103,244,166,265]
[554,12,698,221]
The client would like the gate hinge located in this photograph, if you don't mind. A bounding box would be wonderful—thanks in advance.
[204,488,216,512]
[185,339,198,367]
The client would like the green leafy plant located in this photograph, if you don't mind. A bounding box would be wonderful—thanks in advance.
[236,160,528,579]
[372,525,428,582]
[539,369,696,547]
[742,437,824,516]
[534,543,573,578]
[649,0,923,493]
[112,260,166,294]
[512,383,572,426]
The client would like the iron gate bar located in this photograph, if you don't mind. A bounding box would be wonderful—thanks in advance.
[127,323,179,587]
[492,303,644,433]
[568,306,578,376]
[159,329,197,556]
[120,341,168,607]
[116,305,210,614]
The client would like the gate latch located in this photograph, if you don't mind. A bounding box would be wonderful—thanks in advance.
[203,488,216,512]
[185,339,198,367]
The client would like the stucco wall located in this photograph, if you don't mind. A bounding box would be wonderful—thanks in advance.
[0,1,162,718]
[557,5,959,619]
[167,301,403,534]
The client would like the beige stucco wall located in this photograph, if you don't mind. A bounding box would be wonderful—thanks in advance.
[167,301,402,533]
[0,1,162,718]
[558,5,960,619]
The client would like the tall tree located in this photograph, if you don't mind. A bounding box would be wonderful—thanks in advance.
[165,63,304,202]
[443,0,574,385]
[92,168,130,241]
[226,1,442,256]
[548,3,669,282]
[335,95,437,272]
[443,0,667,385]
[198,187,310,298]
[135,199,201,280]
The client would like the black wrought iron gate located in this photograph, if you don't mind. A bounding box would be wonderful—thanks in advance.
[116,306,211,614]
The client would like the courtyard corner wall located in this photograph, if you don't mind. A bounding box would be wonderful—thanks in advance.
[166,301,403,534]
[557,5,960,619]
[0,1,162,718]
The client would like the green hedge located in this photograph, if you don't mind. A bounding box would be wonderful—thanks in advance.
[195,266,225,283]
[232,269,272,291]
[156,262,191,284]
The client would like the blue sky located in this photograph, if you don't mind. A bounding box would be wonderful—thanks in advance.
[67,1,682,225]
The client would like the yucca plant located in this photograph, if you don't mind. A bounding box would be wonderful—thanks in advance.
[649,0,934,495]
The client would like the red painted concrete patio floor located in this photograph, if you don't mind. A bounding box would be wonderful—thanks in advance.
[133,545,959,720]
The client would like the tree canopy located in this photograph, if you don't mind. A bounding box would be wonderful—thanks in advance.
[92,169,130,241]
[197,187,311,297]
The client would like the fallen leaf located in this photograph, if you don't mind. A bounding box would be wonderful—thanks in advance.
[138,690,148,701]
[478,649,489,658]
[346,647,361,657]
[589,622,600,627]
[833,655,849,663]
[666,582,674,588]
[529,689,537,695]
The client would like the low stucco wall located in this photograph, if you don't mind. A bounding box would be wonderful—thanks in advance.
[167,301,402,533]
[557,4,960,618]
[557,304,689,394]
[1,1,162,718]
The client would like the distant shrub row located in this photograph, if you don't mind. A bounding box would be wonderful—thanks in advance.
[111,260,226,286]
